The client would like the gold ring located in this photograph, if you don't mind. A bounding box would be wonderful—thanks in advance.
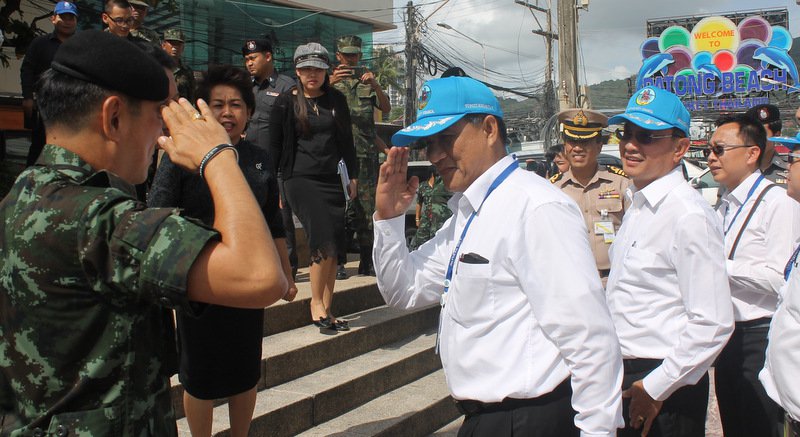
[192,112,204,121]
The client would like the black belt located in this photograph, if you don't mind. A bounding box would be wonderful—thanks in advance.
[623,358,663,374]
[788,414,800,437]
[454,379,570,417]
[735,317,772,329]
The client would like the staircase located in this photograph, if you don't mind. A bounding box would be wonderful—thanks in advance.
[171,261,462,436]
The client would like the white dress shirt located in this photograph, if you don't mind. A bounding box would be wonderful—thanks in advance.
[373,155,624,437]
[717,171,800,321]
[606,166,734,401]
[760,250,800,422]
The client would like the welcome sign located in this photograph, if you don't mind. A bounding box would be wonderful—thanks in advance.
[637,12,796,111]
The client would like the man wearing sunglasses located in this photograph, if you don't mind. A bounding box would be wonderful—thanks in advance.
[706,114,799,437]
[605,86,734,437]
[553,108,630,285]
[758,131,800,437]
[745,104,788,186]
[372,76,624,436]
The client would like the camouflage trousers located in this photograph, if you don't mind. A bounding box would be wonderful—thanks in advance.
[345,156,378,249]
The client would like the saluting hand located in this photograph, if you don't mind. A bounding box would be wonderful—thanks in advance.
[375,146,419,221]
[158,98,230,172]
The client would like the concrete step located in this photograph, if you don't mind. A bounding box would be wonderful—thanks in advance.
[176,329,443,437]
[263,278,385,337]
[171,304,440,419]
[429,417,463,436]
[296,369,460,437]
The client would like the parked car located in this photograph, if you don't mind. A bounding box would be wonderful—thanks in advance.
[688,167,721,205]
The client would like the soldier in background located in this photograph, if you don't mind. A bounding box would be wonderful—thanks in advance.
[746,104,788,185]
[409,168,451,250]
[20,1,78,166]
[552,109,629,284]
[162,29,195,102]
[129,0,160,45]
[331,35,390,277]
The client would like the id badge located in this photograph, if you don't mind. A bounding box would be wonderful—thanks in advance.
[594,221,614,235]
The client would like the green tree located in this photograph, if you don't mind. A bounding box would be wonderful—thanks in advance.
[369,46,404,122]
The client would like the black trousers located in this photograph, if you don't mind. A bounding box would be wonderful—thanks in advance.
[788,414,800,437]
[715,320,784,437]
[457,379,578,437]
[619,359,708,437]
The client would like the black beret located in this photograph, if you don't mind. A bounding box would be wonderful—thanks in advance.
[242,38,272,56]
[50,30,168,102]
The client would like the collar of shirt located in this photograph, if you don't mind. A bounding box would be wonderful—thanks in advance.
[720,170,762,216]
[448,155,516,214]
[629,166,685,209]
[254,71,277,88]
[561,166,610,188]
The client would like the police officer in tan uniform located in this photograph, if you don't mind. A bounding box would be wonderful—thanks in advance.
[552,109,630,283]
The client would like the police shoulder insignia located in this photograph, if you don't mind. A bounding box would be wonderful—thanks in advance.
[607,165,627,177]
[549,172,563,183]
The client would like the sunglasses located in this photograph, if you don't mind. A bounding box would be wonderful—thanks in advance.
[786,152,800,165]
[615,128,676,145]
[701,144,753,158]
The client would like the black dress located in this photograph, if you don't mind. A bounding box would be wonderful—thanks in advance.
[147,139,285,399]
[270,88,357,263]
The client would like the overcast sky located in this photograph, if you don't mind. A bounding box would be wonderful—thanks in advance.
[374,0,800,92]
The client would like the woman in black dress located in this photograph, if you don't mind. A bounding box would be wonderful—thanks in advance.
[270,43,357,331]
[148,65,297,437]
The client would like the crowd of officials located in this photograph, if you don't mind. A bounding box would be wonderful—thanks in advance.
[3,1,800,437]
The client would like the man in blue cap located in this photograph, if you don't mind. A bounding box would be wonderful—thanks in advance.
[372,76,623,436]
[20,1,78,166]
[605,86,734,437]
[760,131,800,437]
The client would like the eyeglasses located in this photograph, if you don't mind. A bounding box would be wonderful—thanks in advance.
[786,152,800,165]
[701,144,753,158]
[107,16,135,26]
[615,128,676,145]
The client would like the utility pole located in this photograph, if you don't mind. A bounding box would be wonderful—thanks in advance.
[404,1,417,126]
[516,0,557,120]
[557,0,579,110]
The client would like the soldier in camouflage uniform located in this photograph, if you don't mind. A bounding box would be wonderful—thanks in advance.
[0,31,287,436]
[129,0,160,46]
[162,29,195,102]
[331,35,391,276]
[410,171,452,250]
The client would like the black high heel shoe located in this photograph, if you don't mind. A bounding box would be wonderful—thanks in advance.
[312,316,333,329]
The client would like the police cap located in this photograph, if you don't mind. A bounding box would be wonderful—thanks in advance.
[242,38,272,56]
[558,108,608,140]
[745,104,780,125]
[50,30,168,101]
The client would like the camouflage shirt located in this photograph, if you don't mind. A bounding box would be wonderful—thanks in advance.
[0,145,218,436]
[410,175,452,250]
[173,58,196,103]
[332,76,378,157]
[130,27,161,46]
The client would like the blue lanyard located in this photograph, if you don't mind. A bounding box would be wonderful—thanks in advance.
[724,174,765,235]
[442,160,518,297]
[785,244,800,281]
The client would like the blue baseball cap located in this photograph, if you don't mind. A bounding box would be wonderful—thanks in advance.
[769,133,800,150]
[608,86,690,136]
[391,77,503,147]
[54,1,78,15]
